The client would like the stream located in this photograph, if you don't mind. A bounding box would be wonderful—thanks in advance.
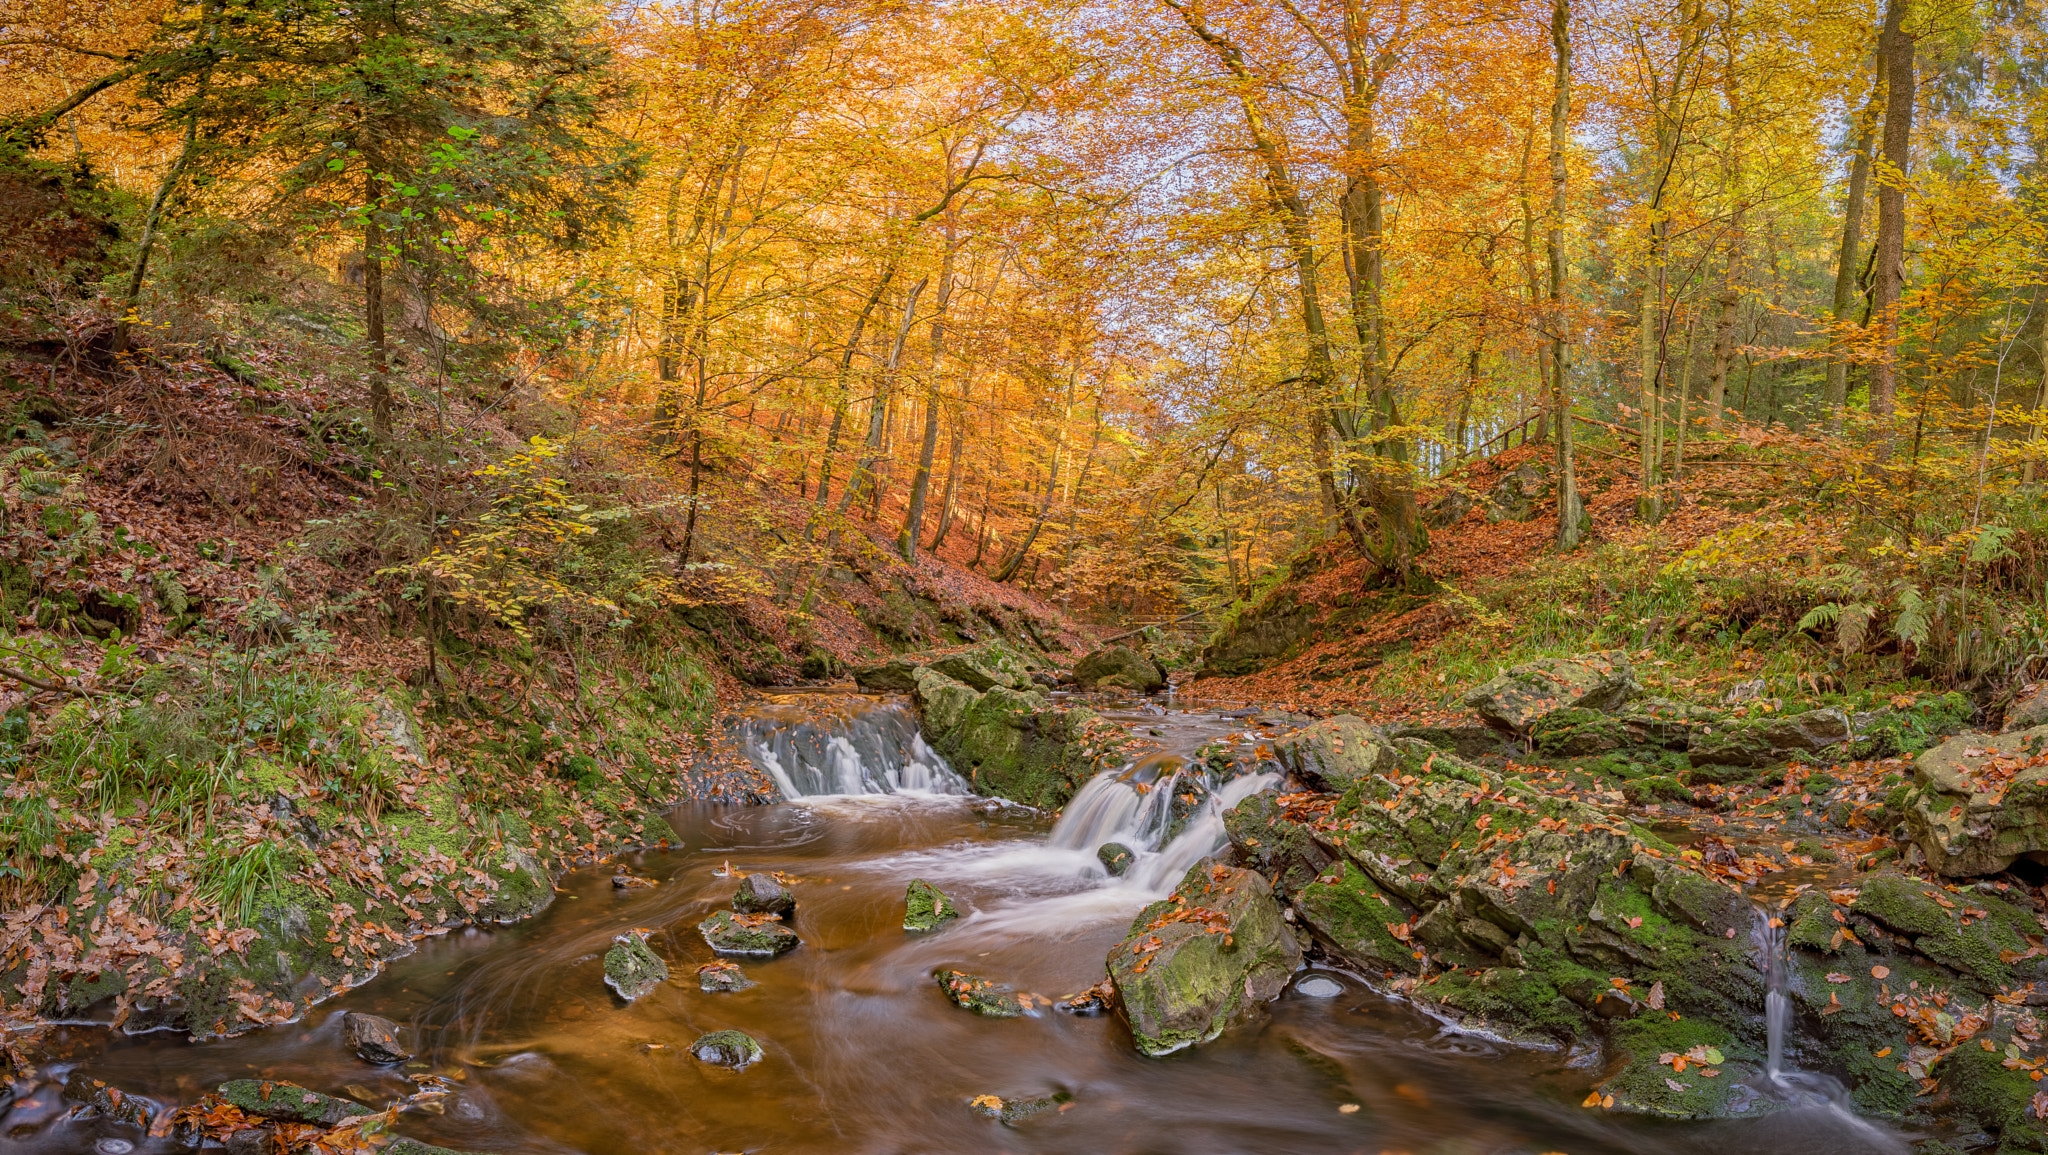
[9,695,1909,1155]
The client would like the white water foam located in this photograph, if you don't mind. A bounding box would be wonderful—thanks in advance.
[734,699,971,798]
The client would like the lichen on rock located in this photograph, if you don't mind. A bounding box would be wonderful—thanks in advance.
[699,910,800,956]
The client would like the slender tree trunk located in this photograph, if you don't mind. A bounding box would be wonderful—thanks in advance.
[900,240,960,561]
[994,373,1076,584]
[837,278,926,518]
[929,399,967,550]
[1869,0,1914,420]
[113,60,210,356]
[364,176,392,437]
[1708,283,1740,422]
[1550,0,1584,550]
[1825,74,1884,431]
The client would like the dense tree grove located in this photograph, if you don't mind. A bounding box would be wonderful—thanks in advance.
[5,0,2046,621]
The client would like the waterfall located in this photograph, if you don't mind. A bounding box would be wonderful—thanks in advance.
[1048,756,1280,891]
[732,696,971,798]
[1750,905,1793,1083]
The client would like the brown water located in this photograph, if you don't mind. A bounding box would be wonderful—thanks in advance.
[9,701,1910,1155]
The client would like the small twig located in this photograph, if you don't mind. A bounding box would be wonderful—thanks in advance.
[0,663,102,697]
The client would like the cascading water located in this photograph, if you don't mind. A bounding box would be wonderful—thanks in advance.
[731,694,970,798]
[1048,753,1280,892]
[1750,905,1794,1082]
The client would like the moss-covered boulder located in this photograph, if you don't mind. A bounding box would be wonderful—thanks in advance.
[936,968,1025,1017]
[733,873,795,915]
[1223,790,1331,899]
[929,643,1035,692]
[1292,859,1420,974]
[2007,688,2048,734]
[1097,842,1135,876]
[691,1029,765,1069]
[1271,715,1400,791]
[1072,644,1165,693]
[1106,861,1300,1056]
[604,931,669,1000]
[1461,651,1639,734]
[217,1079,373,1126]
[1903,725,2048,877]
[922,683,1105,808]
[904,878,960,931]
[852,657,924,693]
[1687,708,1853,769]
[699,910,800,956]
[913,667,981,735]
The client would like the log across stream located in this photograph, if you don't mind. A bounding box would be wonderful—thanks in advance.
[9,696,1906,1154]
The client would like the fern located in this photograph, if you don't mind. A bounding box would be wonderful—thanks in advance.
[1894,581,1931,648]
[1969,524,2018,565]
[1796,603,1842,632]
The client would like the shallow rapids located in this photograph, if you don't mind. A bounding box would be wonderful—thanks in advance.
[9,700,1908,1155]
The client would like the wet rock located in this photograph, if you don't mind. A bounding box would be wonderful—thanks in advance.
[969,1090,1071,1124]
[1627,855,1748,938]
[216,1079,373,1126]
[604,931,670,999]
[699,910,800,956]
[1072,644,1165,694]
[1461,651,1638,734]
[1686,708,1852,769]
[61,1073,155,1127]
[224,1128,277,1155]
[904,878,960,931]
[1106,861,1301,1056]
[697,960,754,992]
[1292,859,1422,974]
[1096,842,1135,876]
[936,968,1025,1017]
[611,872,655,889]
[383,1141,487,1155]
[1223,791,1331,899]
[851,656,923,693]
[691,1029,764,1069]
[733,873,795,915]
[1271,714,1402,791]
[1903,726,2048,877]
[1055,978,1114,1015]
[341,1010,413,1063]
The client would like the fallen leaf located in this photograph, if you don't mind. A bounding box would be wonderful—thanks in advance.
[1826,973,1852,983]
[1872,965,1891,979]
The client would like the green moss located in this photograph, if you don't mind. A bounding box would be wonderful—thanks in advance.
[699,910,799,955]
[1292,860,1418,974]
[217,1079,372,1125]
[904,878,960,931]
[935,968,1024,1017]
[1431,966,1587,1040]
[1600,1016,1758,1119]
[1940,1041,2048,1153]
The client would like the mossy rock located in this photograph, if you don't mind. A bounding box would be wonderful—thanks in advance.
[1223,791,1331,899]
[1849,874,2030,991]
[604,931,668,1000]
[969,1090,1072,1125]
[385,1140,501,1155]
[691,1029,764,1069]
[733,873,795,915]
[1271,715,1401,791]
[697,960,753,992]
[936,968,1024,1017]
[1597,1017,1766,1119]
[1072,644,1164,693]
[913,667,981,736]
[1905,726,2048,877]
[699,910,800,956]
[1097,842,1135,877]
[905,878,960,931]
[1292,859,1420,975]
[1461,651,1639,734]
[217,1079,373,1125]
[1106,862,1301,1056]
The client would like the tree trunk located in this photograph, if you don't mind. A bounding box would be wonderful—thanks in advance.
[836,278,926,518]
[1707,284,1739,422]
[900,240,959,561]
[1869,0,1914,420]
[1550,0,1584,550]
[1825,73,1884,431]
[365,182,392,437]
